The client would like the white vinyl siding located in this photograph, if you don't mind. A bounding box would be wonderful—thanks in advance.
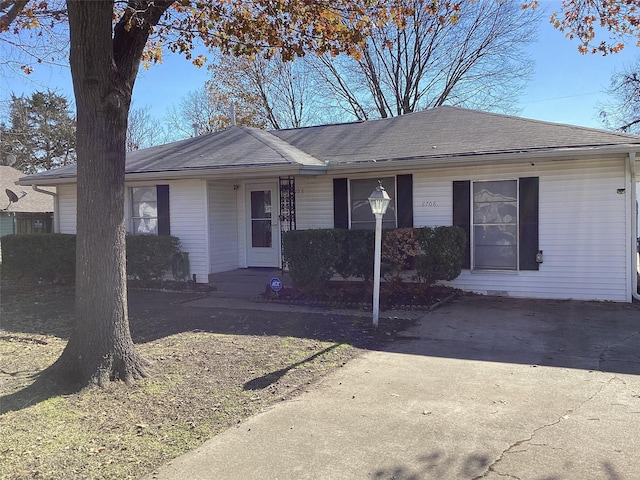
[57,180,210,282]
[295,177,334,229]
[57,184,77,234]
[412,158,628,301]
[208,181,240,273]
[413,179,451,227]
[47,155,631,301]
[167,179,210,283]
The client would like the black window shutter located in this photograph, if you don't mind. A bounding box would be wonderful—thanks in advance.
[333,178,349,229]
[519,177,539,271]
[396,174,413,228]
[157,184,170,236]
[453,181,471,269]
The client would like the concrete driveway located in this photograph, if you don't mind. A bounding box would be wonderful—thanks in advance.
[144,295,640,480]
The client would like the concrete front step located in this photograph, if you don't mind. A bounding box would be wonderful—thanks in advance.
[208,268,291,299]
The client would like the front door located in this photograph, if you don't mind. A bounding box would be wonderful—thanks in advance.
[246,183,279,267]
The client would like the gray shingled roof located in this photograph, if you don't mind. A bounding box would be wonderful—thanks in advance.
[274,106,640,165]
[19,125,324,183]
[18,106,640,185]
[0,166,54,212]
[123,125,324,172]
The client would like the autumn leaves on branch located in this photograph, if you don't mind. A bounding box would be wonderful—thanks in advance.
[1,1,640,59]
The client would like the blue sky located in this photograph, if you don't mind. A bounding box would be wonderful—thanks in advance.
[0,1,638,130]
[519,3,638,128]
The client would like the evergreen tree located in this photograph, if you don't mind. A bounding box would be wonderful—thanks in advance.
[2,90,76,173]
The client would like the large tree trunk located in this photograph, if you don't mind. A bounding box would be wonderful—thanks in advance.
[51,1,152,386]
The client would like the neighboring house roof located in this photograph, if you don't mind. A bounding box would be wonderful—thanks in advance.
[17,106,640,185]
[0,166,54,212]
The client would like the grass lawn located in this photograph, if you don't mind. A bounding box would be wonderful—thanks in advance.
[1,279,414,479]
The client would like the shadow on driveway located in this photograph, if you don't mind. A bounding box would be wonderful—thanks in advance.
[130,291,640,376]
[3,287,640,376]
[385,295,640,375]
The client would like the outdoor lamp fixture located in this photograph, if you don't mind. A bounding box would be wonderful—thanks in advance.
[368,182,391,327]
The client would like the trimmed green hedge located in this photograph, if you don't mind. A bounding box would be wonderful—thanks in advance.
[381,227,419,281]
[126,235,181,281]
[415,226,467,284]
[1,234,76,281]
[282,229,338,293]
[282,226,466,294]
[333,229,374,281]
[1,233,181,282]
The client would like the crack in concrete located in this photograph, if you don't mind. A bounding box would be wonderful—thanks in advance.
[611,374,640,398]
[471,380,609,480]
[598,330,640,370]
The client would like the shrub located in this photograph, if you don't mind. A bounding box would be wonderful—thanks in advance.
[1,233,181,283]
[283,226,466,292]
[381,228,419,282]
[125,234,182,281]
[282,229,339,293]
[415,226,466,284]
[333,229,374,282]
[1,233,76,281]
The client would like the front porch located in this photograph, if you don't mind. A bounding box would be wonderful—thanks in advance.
[207,268,292,300]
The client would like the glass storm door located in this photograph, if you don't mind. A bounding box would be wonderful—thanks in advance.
[246,184,279,267]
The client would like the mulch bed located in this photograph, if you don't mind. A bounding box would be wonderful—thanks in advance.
[261,281,459,311]
[126,277,459,312]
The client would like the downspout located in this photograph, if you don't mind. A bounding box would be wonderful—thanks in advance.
[629,152,640,302]
[32,185,59,233]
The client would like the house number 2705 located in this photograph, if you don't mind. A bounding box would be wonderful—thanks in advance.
[421,201,437,207]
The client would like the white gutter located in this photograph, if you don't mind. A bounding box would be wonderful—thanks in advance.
[16,163,329,186]
[326,143,640,175]
[32,185,59,233]
[121,164,326,181]
[629,152,640,302]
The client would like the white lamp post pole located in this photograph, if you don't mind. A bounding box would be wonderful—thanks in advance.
[372,211,383,327]
[368,183,391,328]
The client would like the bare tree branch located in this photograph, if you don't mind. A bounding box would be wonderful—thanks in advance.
[313,0,540,119]
[0,0,28,32]
[600,59,640,134]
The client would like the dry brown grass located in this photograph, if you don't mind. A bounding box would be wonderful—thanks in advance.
[1,280,413,479]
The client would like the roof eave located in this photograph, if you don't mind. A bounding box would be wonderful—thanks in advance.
[16,174,77,186]
[325,144,640,174]
[17,163,329,186]
[123,163,328,181]
[16,144,640,185]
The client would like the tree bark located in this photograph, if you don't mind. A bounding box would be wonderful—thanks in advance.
[52,1,172,386]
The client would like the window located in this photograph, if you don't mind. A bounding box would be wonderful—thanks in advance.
[333,175,413,230]
[349,177,396,230]
[453,177,539,272]
[250,189,272,247]
[131,185,170,235]
[132,186,158,234]
[473,180,517,270]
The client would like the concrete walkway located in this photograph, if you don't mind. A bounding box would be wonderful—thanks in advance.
[143,296,640,480]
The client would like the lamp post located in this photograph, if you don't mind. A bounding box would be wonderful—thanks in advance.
[368,182,391,327]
